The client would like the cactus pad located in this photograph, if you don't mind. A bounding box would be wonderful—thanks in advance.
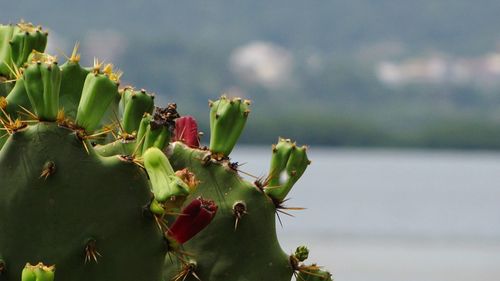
[0,21,332,281]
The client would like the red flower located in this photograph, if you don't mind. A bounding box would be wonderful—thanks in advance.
[167,197,217,244]
[174,116,200,148]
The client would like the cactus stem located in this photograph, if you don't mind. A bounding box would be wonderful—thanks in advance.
[39,161,56,180]
[144,147,190,204]
[84,239,101,264]
[265,138,310,201]
[112,109,136,142]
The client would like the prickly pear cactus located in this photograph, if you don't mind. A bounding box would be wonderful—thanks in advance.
[0,21,332,281]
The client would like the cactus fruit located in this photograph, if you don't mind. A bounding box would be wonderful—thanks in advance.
[208,96,250,159]
[21,263,55,281]
[0,21,47,80]
[0,21,331,281]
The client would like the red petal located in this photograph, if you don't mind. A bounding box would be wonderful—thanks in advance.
[168,197,217,244]
[174,116,200,148]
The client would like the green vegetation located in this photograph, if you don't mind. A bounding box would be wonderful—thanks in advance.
[0,22,330,280]
[3,1,500,149]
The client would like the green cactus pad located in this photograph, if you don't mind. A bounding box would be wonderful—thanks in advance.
[75,70,119,132]
[0,123,165,281]
[120,88,155,134]
[0,25,15,78]
[0,20,331,281]
[21,263,55,281]
[265,138,310,202]
[163,142,294,281]
[22,53,60,121]
[59,58,89,120]
[4,78,30,118]
[144,147,189,202]
[142,124,170,154]
[0,22,47,78]
[9,23,47,69]
[209,96,251,157]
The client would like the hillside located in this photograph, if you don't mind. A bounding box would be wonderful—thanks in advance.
[3,1,500,148]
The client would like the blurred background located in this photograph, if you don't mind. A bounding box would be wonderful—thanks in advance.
[3,1,500,280]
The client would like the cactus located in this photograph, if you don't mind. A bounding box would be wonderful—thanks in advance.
[0,21,331,281]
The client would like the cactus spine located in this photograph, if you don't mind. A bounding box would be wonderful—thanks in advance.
[0,21,332,281]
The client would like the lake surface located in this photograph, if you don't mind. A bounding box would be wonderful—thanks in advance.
[230,147,500,281]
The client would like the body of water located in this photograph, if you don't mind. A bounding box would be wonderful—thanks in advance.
[230,147,500,281]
